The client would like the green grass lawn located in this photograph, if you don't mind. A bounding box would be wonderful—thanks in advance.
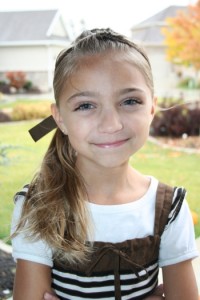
[0,121,200,243]
[0,120,54,242]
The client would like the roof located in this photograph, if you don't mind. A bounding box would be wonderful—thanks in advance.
[131,5,187,45]
[0,10,69,44]
[137,5,187,26]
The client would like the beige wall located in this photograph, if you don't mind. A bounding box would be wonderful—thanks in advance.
[0,44,66,91]
[143,46,178,97]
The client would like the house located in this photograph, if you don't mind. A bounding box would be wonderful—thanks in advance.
[131,6,188,97]
[0,10,70,92]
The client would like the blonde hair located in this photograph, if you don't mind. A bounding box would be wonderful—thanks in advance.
[13,28,154,263]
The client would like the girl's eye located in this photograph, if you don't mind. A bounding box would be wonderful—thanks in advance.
[74,103,94,111]
[123,98,141,106]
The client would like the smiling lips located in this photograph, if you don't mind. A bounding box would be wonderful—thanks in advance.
[93,139,129,148]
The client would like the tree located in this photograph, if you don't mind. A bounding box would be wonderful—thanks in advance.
[162,1,200,71]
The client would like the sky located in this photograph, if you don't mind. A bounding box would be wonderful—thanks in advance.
[0,0,197,36]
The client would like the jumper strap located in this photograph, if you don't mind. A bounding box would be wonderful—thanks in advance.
[154,182,174,236]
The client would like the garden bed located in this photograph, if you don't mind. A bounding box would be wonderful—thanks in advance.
[0,249,15,299]
[155,136,200,150]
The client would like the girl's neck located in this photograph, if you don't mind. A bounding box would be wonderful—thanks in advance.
[77,162,150,205]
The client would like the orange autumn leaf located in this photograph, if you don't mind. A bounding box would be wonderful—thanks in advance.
[168,152,181,158]
[162,0,200,70]
[191,210,198,225]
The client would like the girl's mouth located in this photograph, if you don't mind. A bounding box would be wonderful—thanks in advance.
[93,139,128,148]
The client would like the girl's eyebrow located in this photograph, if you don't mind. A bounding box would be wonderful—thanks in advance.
[118,87,145,95]
[66,88,145,102]
[67,91,98,102]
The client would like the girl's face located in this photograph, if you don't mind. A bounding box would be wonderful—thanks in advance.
[52,52,156,171]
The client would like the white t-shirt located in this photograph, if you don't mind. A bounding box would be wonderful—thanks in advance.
[11,177,198,268]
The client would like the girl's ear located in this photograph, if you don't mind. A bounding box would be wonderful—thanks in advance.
[51,103,68,134]
[150,96,157,125]
[151,95,157,117]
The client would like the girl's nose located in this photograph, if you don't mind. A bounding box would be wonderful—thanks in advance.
[98,109,123,133]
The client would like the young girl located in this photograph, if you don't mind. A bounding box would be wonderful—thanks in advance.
[11,28,199,300]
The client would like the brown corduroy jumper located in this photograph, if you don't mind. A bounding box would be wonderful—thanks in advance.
[52,182,176,300]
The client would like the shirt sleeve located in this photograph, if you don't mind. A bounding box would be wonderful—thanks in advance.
[11,195,53,267]
[159,190,199,267]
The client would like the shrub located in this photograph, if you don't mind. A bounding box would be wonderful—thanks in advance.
[6,71,26,90]
[0,110,11,122]
[23,80,32,91]
[178,77,200,89]
[12,103,51,121]
[0,81,10,94]
[151,101,200,137]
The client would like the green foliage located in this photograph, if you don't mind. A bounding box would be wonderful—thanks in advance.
[177,77,200,89]
[23,80,33,91]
